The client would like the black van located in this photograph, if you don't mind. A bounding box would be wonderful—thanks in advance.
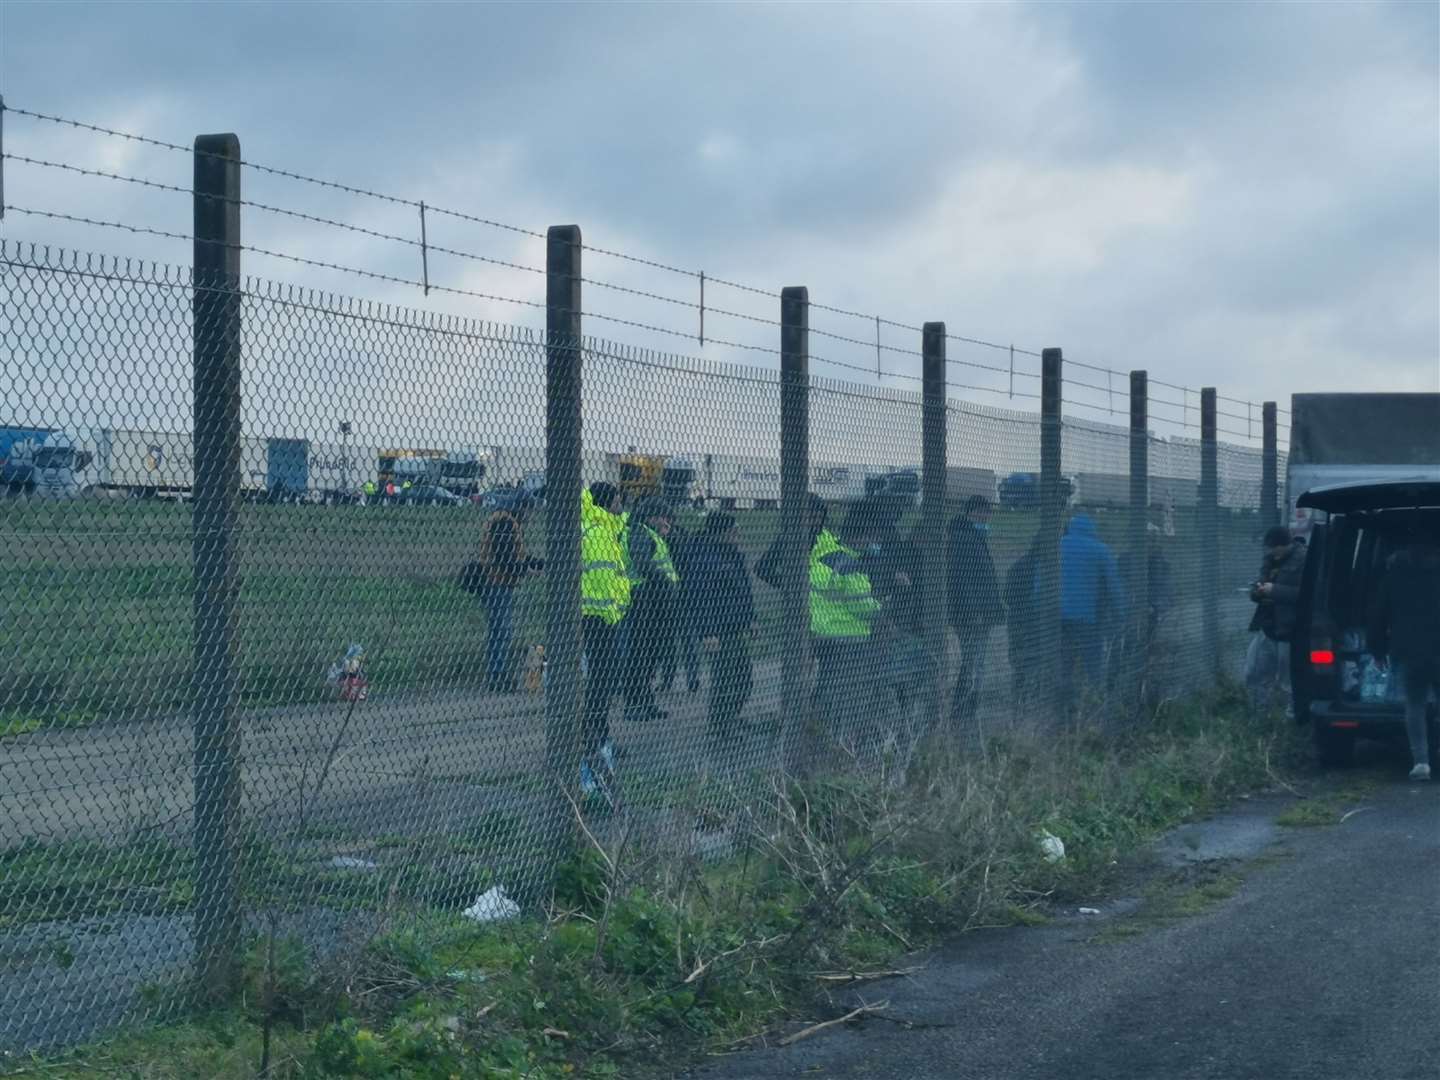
[1291,479,1440,767]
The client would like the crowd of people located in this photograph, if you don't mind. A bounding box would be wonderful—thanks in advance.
[461,484,1180,796]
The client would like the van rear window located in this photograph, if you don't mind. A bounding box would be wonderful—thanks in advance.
[1320,510,1440,628]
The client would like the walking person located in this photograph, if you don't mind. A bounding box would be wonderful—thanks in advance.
[623,497,679,723]
[1367,536,1440,781]
[580,482,630,793]
[1059,512,1125,701]
[1245,526,1305,716]
[459,495,541,693]
[948,495,1004,727]
[688,513,756,757]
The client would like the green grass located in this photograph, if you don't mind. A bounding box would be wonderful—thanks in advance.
[0,497,1263,726]
[5,686,1296,1078]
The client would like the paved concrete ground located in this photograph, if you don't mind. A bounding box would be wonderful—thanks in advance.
[688,747,1440,1080]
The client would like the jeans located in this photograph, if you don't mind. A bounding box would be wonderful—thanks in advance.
[1398,658,1439,767]
[482,584,516,684]
[951,626,992,725]
[1244,633,1290,714]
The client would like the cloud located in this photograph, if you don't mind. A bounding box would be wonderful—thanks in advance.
[0,0,1434,447]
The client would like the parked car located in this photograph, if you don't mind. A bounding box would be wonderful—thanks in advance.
[396,484,467,507]
[1291,479,1440,767]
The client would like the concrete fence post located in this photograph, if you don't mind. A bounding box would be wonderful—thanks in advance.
[1129,370,1151,711]
[192,132,243,1002]
[1261,401,1278,529]
[780,287,811,770]
[1038,348,1064,721]
[544,225,583,885]
[921,323,947,734]
[1200,388,1221,677]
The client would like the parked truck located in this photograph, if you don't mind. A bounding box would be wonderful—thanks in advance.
[1286,393,1440,537]
[1,426,92,497]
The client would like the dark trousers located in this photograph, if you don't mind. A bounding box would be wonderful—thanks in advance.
[950,625,992,725]
[625,586,674,716]
[662,610,701,692]
[708,633,753,744]
[813,637,878,747]
[1061,619,1105,701]
[582,617,622,754]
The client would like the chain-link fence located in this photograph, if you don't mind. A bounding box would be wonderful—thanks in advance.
[1,236,1286,1052]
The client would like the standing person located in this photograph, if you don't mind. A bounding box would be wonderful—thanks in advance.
[1004,531,1044,710]
[580,482,630,790]
[661,519,702,694]
[1245,525,1305,715]
[811,501,884,748]
[756,494,828,591]
[1368,536,1440,781]
[458,495,541,692]
[623,497,679,723]
[688,513,756,753]
[947,495,1004,726]
[1059,512,1125,699]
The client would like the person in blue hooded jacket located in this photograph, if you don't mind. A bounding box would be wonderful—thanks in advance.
[1059,513,1125,696]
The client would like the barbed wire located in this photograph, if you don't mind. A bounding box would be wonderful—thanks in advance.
[3,100,1289,416]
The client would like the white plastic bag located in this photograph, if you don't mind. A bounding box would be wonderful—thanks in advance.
[462,885,520,923]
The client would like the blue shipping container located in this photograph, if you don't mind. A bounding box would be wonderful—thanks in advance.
[266,438,310,495]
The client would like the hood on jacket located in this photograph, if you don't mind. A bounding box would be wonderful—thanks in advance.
[582,488,622,532]
[1068,514,1097,538]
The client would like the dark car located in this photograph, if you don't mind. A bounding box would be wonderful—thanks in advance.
[1291,479,1440,767]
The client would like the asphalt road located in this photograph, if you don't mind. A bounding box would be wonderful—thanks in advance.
[690,759,1440,1080]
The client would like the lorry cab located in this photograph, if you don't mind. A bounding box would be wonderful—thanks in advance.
[1291,479,1440,767]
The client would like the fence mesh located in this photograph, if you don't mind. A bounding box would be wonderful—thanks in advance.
[1,239,1281,1052]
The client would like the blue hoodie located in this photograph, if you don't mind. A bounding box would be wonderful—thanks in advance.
[1059,514,1124,623]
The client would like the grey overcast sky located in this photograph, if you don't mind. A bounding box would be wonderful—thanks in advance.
[2,0,1437,436]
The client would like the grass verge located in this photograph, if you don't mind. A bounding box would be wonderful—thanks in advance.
[3,684,1294,1079]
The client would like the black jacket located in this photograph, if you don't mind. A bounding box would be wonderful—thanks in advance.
[948,517,1003,631]
[1248,541,1305,641]
[685,537,754,637]
[1368,545,1440,668]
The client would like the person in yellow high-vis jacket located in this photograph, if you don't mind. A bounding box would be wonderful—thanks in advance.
[810,502,884,746]
[581,482,629,785]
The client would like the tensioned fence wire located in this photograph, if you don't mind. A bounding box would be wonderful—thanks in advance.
[1,238,1279,1052]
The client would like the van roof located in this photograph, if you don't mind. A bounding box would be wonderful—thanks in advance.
[1296,478,1440,514]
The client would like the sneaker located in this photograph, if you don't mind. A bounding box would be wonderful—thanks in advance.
[1410,763,1432,782]
[580,760,598,795]
[599,739,618,772]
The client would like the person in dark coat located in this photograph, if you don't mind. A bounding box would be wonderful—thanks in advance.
[1368,537,1440,780]
[755,494,828,592]
[689,513,756,747]
[623,497,678,722]
[1245,526,1305,714]
[1004,532,1044,710]
[948,495,1004,725]
[662,522,702,694]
